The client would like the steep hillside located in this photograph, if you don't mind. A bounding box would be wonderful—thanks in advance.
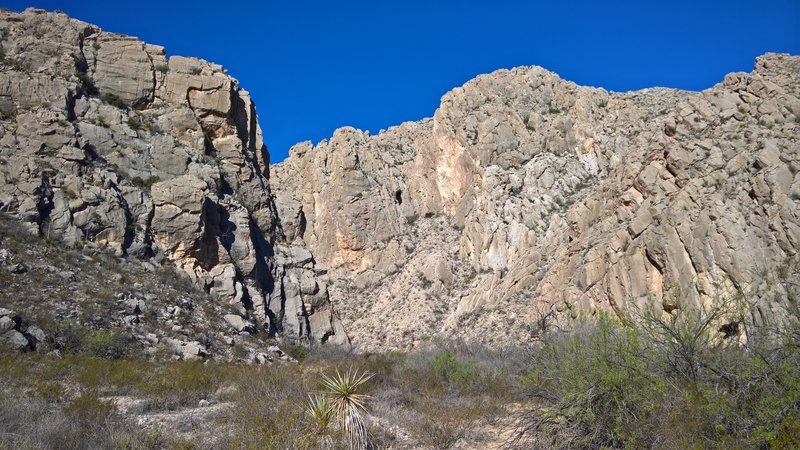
[273,54,800,351]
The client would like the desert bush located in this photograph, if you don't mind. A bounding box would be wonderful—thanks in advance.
[64,390,115,429]
[402,342,519,398]
[41,321,138,359]
[102,92,127,109]
[85,329,139,359]
[429,350,481,388]
[222,364,319,449]
[126,115,142,130]
[282,342,312,361]
[131,175,160,190]
[75,70,98,96]
[520,304,800,449]
[305,393,334,437]
[0,389,167,450]
[138,360,233,411]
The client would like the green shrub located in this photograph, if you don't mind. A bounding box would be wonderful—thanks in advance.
[46,320,90,353]
[223,364,318,449]
[138,360,233,411]
[42,322,137,360]
[282,343,311,362]
[102,92,127,109]
[127,116,141,130]
[85,330,138,360]
[430,350,480,388]
[522,306,800,449]
[131,175,160,190]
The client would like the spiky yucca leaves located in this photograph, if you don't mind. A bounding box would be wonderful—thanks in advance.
[305,393,333,434]
[312,368,373,449]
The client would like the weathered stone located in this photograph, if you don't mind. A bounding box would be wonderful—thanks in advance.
[0,316,15,334]
[223,314,253,333]
[27,326,46,343]
[1,330,30,351]
[92,35,156,107]
[271,52,800,352]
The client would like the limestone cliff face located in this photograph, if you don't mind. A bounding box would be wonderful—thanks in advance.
[2,9,798,354]
[273,55,800,351]
[0,9,347,346]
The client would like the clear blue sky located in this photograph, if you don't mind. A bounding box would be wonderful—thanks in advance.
[4,1,799,162]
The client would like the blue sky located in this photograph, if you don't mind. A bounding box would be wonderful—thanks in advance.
[4,1,799,162]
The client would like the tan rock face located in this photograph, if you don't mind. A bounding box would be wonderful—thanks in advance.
[2,9,798,353]
[0,8,346,346]
[90,34,157,107]
[273,54,800,352]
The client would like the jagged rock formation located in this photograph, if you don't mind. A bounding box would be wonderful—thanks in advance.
[2,9,798,353]
[273,54,800,351]
[0,8,347,347]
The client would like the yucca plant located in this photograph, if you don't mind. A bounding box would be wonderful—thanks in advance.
[305,368,373,449]
[305,393,333,434]
[305,393,335,448]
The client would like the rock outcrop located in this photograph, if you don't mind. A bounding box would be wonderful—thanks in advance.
[2,8,798,353]
[0,8,347,347]
[273,54,800,351]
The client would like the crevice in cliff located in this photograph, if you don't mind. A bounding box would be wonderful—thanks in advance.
[140,45,157,110]
[34,173,54,237]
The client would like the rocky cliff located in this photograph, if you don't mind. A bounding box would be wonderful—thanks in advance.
[272,54,800,351]
[0,8,347,349]
[2,9,798,354]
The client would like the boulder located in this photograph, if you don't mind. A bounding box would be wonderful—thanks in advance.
[223,314,254,333]
[1,330,30,351]
[0,316,15,334]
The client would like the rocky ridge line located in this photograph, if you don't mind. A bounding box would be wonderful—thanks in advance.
[272,52,800,351]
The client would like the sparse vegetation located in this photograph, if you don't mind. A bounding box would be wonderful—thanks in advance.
[93,116,110,128]
[127,115,142,130]
[519,301,800,449]
[131,175,160,190]
[102,92,128,109]
[0,302,798,449]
